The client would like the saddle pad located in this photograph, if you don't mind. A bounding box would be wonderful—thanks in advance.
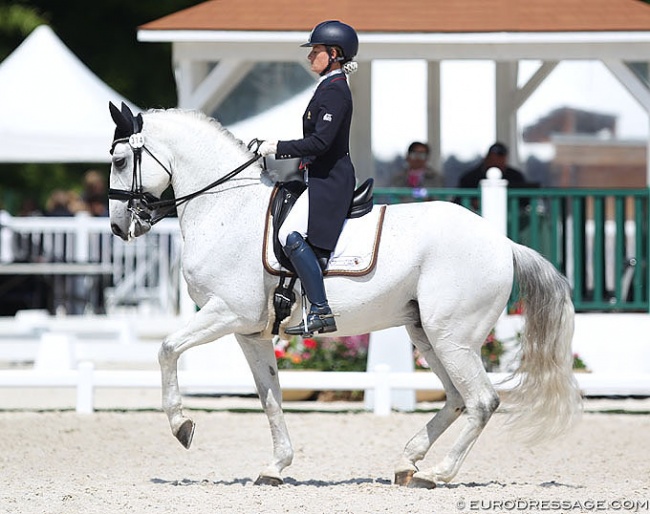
[263,204,386,277]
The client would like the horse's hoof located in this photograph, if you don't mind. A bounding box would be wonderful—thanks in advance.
[254,475,283,487]
[407,476,437,489]
[175,419,195,449]
[394,470,416,487]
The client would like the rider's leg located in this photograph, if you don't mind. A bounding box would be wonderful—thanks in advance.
[283,231,336,336]
[278,193,309,247]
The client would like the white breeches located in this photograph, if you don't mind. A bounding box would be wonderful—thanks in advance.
[278,190,309,247]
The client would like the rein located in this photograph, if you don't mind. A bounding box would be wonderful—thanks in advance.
[109,134,263,226]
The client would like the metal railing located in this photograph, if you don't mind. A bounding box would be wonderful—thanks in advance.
[375,186,650,313]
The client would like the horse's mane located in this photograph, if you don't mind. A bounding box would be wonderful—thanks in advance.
[145,108,278,185]
[146,108,249,152]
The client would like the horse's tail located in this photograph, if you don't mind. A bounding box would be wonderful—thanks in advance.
[506,242,582,444]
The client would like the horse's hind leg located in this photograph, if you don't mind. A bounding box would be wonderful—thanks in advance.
[394,325,466,487]
[409,332,500,489]
[236,334,293,486]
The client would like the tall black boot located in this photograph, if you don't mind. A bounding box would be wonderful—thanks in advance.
[283,231,337,336]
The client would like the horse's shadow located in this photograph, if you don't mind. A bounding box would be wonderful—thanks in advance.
[151,476,391,487]
[151,477,584,489]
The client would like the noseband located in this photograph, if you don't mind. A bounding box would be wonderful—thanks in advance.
[109,132,263,227]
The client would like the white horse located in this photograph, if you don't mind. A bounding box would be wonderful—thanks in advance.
[108,103,582,489]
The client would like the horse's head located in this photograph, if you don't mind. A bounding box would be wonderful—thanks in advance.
[108,102,172,241]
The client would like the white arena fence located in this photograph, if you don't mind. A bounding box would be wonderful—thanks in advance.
[1,312,649,414]
[0,211,185,315]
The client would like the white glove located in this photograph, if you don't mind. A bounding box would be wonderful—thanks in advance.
[257,140,278,157]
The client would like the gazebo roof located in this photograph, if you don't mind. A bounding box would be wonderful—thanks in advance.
[137,0,650,182]
[141,0,650,33]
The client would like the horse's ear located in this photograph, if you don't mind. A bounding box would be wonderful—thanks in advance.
[109,101,134,140]
[135,113,144,133]
[120,102,143,134]
[120,102,134,119]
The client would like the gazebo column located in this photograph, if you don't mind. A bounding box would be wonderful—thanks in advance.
[602,59,650,186]
[427,61,442,173]
[495,61,520,167]
[173,53,254,113]
[349,62,373,182]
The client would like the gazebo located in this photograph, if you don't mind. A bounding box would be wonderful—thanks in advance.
[138,0,650,182]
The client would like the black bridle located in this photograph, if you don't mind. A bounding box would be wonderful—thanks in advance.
[109,133,263,226]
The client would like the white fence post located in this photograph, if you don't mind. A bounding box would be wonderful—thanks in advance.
[364,327,415,412]
[34,332,75,370]
[480,167,508,235]
[0,210,14,263]
[74,211,91,263]
[372,364,392,416]
[76,361,95,414]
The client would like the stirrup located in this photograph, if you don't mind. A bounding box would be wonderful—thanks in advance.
[285,312,337,336]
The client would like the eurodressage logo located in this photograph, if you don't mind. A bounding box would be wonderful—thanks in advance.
[455,498,649,511]
[323,113,333,122]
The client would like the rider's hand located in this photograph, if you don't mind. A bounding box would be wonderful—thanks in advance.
[257,140,277,157]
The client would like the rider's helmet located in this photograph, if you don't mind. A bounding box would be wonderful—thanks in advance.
[301,20,359,63]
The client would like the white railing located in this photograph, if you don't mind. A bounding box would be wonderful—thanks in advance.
[2,362,648,414]
[0,211,183,315]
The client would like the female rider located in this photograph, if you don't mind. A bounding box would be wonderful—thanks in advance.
[258,20,359,336]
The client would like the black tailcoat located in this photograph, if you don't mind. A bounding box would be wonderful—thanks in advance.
[276,72,356,251]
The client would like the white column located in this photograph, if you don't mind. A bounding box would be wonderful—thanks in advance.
[349,62,373,182]
[495,61,520,168]
[427,61,442,172]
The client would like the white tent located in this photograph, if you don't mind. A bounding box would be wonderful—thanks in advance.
[0,25,139,163]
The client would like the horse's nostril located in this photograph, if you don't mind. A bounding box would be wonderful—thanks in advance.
[111,223,126,239]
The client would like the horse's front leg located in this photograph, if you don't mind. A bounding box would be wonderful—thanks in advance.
[236,334,293,486]
[158,301,238,449]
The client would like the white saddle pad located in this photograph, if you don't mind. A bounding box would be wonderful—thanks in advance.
[263,205,386,277]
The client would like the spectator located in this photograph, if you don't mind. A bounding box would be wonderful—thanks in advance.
[458,142,527,188]
[17,198,43,216]
[82,169,109,217]
[391,141,443,190]
[44,190,76,216]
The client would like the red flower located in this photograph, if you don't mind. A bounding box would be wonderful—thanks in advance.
[274,349,286,359]
[303,338,318,350]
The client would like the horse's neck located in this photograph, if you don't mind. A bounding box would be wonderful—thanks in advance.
[149,111,271,240]
[171,152,270,239]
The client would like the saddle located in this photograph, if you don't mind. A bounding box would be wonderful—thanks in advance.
[270,178,375,272]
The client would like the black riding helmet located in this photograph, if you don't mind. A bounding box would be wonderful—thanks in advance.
[301,20,359,63]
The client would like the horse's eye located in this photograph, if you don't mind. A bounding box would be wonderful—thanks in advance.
[114,157,127,168]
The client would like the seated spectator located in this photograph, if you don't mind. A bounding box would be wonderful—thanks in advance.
[458,142,527,188]
[392,141,443,189]
[45,190,75,216]
[390,142,443,201]
[82,169,109,216]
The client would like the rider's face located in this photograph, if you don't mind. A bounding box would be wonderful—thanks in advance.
[308,44,331,74]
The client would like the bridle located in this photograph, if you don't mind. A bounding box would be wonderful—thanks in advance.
[108,132,263,227]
